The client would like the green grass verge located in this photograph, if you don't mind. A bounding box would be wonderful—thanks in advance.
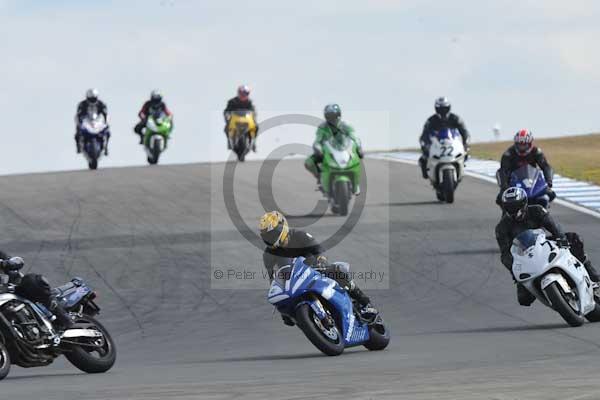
[470,133,600,185]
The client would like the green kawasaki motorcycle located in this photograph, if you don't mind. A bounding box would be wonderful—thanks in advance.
[144,110,173,165]
[319,135,362,216]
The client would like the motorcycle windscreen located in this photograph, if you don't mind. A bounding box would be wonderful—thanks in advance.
[510,164,546,197]
[273,264,293,287]
[330,135,352,151]
[512,229,542,256]
[326,136,354,167]
[429,128,461,141]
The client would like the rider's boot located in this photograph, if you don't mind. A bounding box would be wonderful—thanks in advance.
[349,286,378,321]
[583,259,600,283]
[75,134,82,153]
[50,302,74,331]
[353,184,361,196]
[281,315,295,327]
[418,156,428,179]
[517,283,536,306]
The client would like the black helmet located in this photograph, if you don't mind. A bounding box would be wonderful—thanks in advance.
[501,187,528,221]
[150,89,163,103]
[324,103,341,127]
[259,211,289,248]
[435,96,451,118]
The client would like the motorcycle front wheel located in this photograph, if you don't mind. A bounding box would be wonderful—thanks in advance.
[442,169,455,204]
[295,303,344,356]
[544,282,585,327]
[0,341,11,380]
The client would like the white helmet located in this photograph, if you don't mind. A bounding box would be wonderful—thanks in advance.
[434,96,451,117]
[237,85,250,98]
[86,88,99,102]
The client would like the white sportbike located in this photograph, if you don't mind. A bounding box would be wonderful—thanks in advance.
[426,128,466,203]
[512,229,600,327]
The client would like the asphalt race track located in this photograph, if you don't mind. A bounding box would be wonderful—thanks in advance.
[1,159,600,399]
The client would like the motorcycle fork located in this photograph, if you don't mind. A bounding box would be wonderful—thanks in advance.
[309,297,335,329]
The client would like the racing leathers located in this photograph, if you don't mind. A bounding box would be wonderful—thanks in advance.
[495,205,599,305]
[304,122,364,191]
[418,113,470,178]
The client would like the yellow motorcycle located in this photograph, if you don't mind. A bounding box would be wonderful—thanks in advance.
[227,111,257,162]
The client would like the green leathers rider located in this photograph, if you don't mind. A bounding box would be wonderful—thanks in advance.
[304,104,364,193]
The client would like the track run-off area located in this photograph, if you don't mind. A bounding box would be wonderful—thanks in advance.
[1,158,600,399]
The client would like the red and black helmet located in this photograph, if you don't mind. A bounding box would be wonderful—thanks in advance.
[514,129,534,156]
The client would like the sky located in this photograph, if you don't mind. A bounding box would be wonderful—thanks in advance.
[1,0,599,174]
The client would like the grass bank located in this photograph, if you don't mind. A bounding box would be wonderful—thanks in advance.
[470,134,600,185]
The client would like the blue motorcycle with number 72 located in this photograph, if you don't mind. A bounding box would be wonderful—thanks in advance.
[267,257,390,356]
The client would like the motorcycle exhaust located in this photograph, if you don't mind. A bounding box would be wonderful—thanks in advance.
[61,328,103,339]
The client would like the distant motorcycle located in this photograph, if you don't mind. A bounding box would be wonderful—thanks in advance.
[319,135,362,216]
[267,257,389,356]
[425,128,466,203]
[0,260,116,380]
[143,109,172,165]
[511,230,600,327]
[227,111,257,162]
[79,112,109,170]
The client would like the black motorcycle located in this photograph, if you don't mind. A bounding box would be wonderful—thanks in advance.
[0,258,116,379]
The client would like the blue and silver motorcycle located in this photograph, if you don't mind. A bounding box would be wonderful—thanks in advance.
[267,257,390,356]
[509,164,555,208]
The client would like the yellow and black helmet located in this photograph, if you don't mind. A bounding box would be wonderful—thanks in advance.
[259,211,289,248]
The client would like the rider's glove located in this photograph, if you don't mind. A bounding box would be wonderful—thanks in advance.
[314,255,328,271]
[357,147,364,159]
[495,191,503,205]
[548,181,553,188]
[555,237,570,248]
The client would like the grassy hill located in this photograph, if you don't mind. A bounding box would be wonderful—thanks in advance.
[470,133,600,185]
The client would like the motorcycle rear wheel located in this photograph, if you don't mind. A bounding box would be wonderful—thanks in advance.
[363,317,390,351]
[64,315,116,373]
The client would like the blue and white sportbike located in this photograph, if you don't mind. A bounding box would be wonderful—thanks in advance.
[508,164,555,208]
[267,257,390,356]
[79,111,110,170]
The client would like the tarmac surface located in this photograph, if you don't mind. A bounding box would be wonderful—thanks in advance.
[1,159,600,399]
